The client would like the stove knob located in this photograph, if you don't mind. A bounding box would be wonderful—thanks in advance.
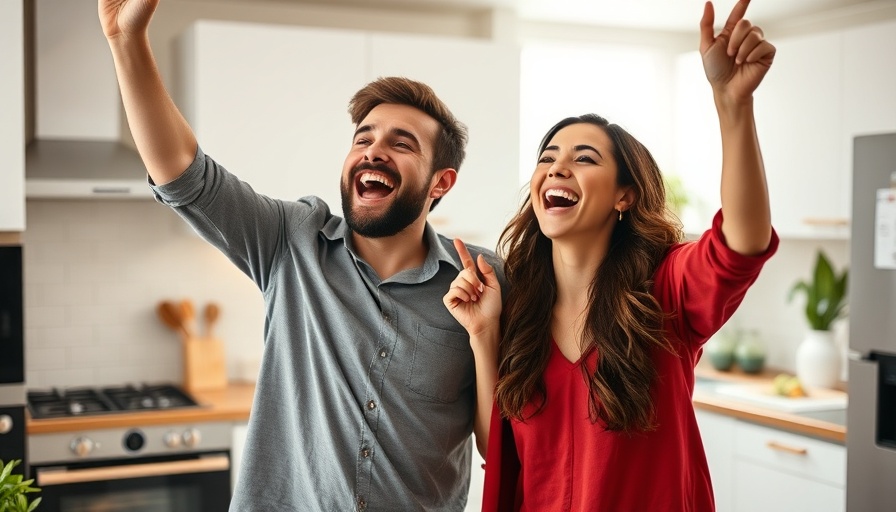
[70,436,96,457]
[182,428,201,448]
[124,430,146,452]
[164,431,182,448]
[0,415,12,435]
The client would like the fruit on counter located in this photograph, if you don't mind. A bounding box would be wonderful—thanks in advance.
[772,373,807,397]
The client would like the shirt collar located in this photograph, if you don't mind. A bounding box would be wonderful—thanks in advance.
[322,216,461,283]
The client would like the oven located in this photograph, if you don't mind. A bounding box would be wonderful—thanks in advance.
[27,385,232,512]
[0,244,26,469]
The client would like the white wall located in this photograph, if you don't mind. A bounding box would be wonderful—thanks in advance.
[23,200,264,388]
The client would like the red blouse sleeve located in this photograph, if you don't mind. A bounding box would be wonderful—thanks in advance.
[652,209,779,348]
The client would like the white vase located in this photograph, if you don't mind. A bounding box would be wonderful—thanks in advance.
[795,329,841,389]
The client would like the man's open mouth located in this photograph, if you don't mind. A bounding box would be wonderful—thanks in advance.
[356,170,397,199]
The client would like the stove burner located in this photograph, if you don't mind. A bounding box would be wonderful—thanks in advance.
[27,383,200,419]
[102,384,198,412]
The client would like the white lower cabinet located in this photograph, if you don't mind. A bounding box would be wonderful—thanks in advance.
[696,409,845,512]
[696,409,736,511]
[231,422,249,492]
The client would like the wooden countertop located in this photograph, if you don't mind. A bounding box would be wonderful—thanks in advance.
[27,381,256,435]
[29,370,846,444]
[693,365,847,444]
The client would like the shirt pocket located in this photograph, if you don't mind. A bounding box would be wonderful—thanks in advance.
[406,324,474,403]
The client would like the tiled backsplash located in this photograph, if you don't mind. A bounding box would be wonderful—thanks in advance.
[22,200,851,389]
[712,236,850,377]
[23,200,264,389]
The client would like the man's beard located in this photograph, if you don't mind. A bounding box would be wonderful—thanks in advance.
[341,163,431,238]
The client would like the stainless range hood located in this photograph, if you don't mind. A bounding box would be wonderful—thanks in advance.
[25,139,153,199]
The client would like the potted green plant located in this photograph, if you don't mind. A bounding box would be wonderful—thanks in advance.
[788,249,849,331]
[787,249,849,389]
[0,459,41,512]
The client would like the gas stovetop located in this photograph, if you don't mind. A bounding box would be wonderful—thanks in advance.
[26,383,200,419]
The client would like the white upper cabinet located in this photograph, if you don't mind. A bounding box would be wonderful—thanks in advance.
[674,32,849,240]
[753,31,847,239]
[842,20,896,136]
[0,0,25,231]
[34,0,120,140]
[842,20,896,179]
[178,21,367,211]
[178,21,521,249]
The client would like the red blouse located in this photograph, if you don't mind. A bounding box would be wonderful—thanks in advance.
[482,211,779,511]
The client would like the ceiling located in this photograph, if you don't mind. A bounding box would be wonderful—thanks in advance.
[511,0,886,31]
[266,0,895,32]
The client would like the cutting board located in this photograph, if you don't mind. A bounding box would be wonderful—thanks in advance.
[183,336,227,392]
[713,382,848,413]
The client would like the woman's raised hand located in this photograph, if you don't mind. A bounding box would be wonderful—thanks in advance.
[443,238,502,339]
[699,0,776,102]
[99,0,159,39]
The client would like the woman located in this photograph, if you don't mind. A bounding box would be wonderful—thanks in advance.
[444,1,778,510]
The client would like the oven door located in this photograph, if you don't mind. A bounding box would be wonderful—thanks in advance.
[0,405,26,464]
[32,451,231,512]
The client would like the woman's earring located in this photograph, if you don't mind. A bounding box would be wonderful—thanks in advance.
[618,209,623,221]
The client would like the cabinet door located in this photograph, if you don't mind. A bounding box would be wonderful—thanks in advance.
[0,0,25,231]
[733,460,844,512]
[695,409,736,512]
[180,21,368,209]
[732,420,845,512]
[843,20,896,138]
[843,20,896,208]
[231,422,249,491]
[752,32,847,239]
[369,34,521,249]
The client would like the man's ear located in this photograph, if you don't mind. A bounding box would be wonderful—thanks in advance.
[430,168,458,199]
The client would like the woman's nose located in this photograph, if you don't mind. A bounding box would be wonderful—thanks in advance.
[548,162,569,178]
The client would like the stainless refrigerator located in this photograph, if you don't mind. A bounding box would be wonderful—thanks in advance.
[847,132,896,511]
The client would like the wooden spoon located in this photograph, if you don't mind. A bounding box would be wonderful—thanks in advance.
[156,301,189,339]
[204,302,220,338]
[180,299,197,338]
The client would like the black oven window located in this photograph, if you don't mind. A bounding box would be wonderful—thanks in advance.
[0,245,24,385]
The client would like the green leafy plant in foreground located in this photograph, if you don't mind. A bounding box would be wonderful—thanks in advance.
[0,459,41,512]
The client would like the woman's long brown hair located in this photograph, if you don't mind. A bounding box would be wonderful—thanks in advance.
[495,114,683,432]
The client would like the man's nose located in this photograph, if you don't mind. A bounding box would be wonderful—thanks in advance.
[363,140,389,162]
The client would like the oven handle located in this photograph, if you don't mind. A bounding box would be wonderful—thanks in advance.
[36,455,230,486]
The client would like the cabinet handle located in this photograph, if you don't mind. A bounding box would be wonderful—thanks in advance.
[766,440,808,455]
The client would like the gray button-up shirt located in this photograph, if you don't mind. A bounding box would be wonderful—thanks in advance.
[152,147,504,511]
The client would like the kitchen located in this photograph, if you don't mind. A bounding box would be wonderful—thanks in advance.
[2,0,896,510]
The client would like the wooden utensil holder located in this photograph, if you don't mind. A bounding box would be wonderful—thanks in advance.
[182,336,228,392]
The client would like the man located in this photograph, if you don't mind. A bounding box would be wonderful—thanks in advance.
[99,1,503,510]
